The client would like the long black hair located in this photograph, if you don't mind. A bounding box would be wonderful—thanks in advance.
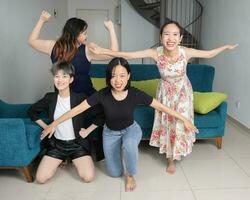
[53,18,88,62]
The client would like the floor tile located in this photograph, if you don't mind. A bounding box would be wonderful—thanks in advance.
[181,158,250,189]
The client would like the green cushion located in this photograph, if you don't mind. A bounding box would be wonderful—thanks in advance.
[91,78,159,98]
[131,79,159,98]
[91,78,106,91]
[193,92,228,114]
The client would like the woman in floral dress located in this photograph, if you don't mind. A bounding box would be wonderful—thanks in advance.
[89,21,237,173]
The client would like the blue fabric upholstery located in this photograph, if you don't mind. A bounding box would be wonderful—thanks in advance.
[90,63,227,148]
[0,100,42,182]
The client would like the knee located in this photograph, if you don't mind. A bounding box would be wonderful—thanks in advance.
[78,171,95,183]
[107,169,123,178]
[36,174,49,184]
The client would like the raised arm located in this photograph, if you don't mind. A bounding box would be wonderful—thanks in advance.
[89,43,158,61]
[104,20,119,51]
[28,10,55,55]
[186,44,238,60]
[150,99,198,133]
[41,100,91,139]
[86,20,119,61]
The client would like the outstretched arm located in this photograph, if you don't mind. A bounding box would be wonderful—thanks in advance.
[89,43,158,61]
[35,119,48,130]
[28,10,55,55]
[41,100,91,139]
[150,99,198,133]
[186,44,238,60]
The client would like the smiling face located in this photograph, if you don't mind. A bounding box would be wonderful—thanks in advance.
[53,69,74,92]
[160,23,183,51]
[110,65,130,92]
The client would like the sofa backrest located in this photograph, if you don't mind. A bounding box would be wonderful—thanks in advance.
[187,64,215,92]
[0,100,30,118]
[90,63,215,92]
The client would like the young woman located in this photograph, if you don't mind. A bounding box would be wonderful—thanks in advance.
[41,57,198,191]
[88,21,238,173]
[28,62,104,184]
[28,10,119,160]
[28,10,118,94]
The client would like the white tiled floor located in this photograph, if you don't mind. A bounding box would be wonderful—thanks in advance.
[1,120,250,200]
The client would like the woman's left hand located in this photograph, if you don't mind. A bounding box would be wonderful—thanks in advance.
[183,119,199,134]
[104,20,114,31]
[41,123,55,140]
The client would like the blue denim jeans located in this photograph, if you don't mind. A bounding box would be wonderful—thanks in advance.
[103,121,142,177]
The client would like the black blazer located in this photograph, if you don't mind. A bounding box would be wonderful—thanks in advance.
[27,91,104,139]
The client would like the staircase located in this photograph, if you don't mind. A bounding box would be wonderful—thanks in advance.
[128,0,203,49]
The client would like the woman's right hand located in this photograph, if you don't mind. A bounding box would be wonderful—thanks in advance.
[41,123,55,140]
[40,10,51,22]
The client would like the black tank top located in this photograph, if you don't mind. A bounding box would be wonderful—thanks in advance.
[51,44,96,96]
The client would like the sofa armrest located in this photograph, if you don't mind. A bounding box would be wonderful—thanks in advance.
[0,119,29,164]
[214,101,227,133]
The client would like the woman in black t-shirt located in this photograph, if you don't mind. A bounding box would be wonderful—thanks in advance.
[42,57,198,192]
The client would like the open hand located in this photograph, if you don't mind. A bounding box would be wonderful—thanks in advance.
[183,119,199,134]
[104,20,114,31]
[41,123,55,140]
[227,44,238,50]
[40,10,51,22]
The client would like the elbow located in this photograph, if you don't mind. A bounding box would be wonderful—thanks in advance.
[27,38,34,47]
[27,37,36,48]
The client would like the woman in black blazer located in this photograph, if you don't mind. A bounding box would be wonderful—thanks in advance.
[28,62,103,183]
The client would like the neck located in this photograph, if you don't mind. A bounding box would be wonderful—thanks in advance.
[58,88,70,98]
[111,89,128,100]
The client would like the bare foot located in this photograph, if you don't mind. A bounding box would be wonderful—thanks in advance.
[166,158,176,174]
[125,175,136,192]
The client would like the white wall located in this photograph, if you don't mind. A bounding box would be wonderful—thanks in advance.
[199,0,250,128]
[0,0,68,103]
[67,0,120,49]
[121,0,159,63]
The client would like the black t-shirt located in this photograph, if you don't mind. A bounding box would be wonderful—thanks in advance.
[87,87,153,130]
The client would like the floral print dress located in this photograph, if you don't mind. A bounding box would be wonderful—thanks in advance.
[149,46,195,160]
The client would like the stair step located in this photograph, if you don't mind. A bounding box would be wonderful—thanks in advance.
[138,2,160,9]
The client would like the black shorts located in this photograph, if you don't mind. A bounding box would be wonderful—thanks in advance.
[46,136,91,161]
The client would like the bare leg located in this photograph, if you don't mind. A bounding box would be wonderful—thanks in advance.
[166,157,176,174]
[36,155,62,184]
[125,174,136,192]
[72,155,95,183]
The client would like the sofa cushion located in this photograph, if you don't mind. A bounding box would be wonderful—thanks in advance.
[131,79,159,98]
[193,92,228,114]
[91,78,160,97]
[194,111,220,128]
[91,78,106,91]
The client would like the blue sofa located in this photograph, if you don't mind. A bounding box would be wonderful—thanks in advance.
[90,63,227,149]
[0,100,42,182]
[0,64,226,182]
